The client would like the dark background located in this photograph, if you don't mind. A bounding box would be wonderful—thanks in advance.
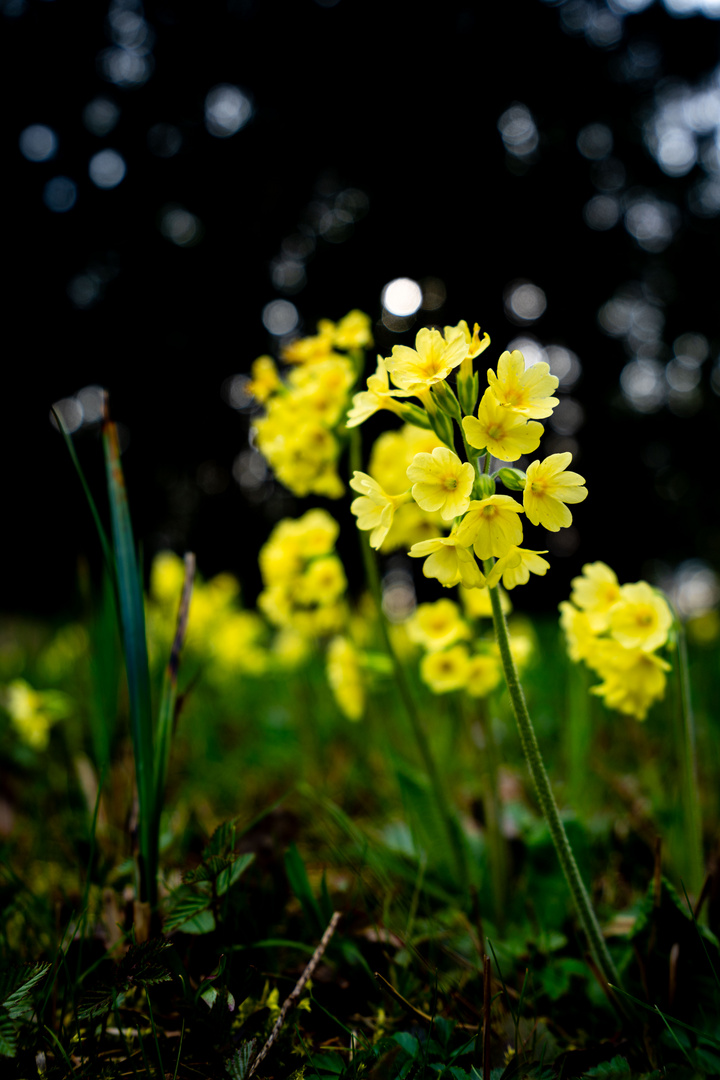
[4,0,719,616]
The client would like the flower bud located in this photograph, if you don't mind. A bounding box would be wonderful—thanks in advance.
[431,380,462,423]
[473,472,496,499]
[457,370,479,416]
[395,401,433,430]
[494,467,526,491]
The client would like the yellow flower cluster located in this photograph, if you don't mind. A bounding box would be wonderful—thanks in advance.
[1,679,72,750]
[405,597,533,697]
[348,321,587,591]
[250,311,372,498]
[326,636,365,720]
[560,562,673,721]
[148,552,270,678]
[258,509,348,639]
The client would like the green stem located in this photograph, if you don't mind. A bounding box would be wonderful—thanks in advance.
[473,696,507,929]
[485,571,623,994]
[673,611,704,909]
[349,429,468,890]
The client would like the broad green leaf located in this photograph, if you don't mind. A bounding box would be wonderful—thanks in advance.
[0,1008,17,1058]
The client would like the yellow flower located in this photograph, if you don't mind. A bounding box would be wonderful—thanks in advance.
[384,327,468,393]
[346,357,411,427]
[443,320,491,362]
[288,357,356,426]
[460,584,512,619]
[281,324,335,364]
[295,555,348,606]
[570,562,621,632]
[327,636,365,720]
[465,653,502,697]
[369,425,445,493]
[493,546,550,590]
[559,600,599,663]
[406,599,471,652]
[420,645,470,693]
[487,350,559,418]
[408,532,486,589]
[609,582,673,652]
[3,680,71,751]
[247,355,282,403]
[406,447,475,521]
[523,453,588,531]
[350,472,411,550]
[462,389,544,462]
[589,642,671,721]
[455,495,525,561]
[332,309,373,350]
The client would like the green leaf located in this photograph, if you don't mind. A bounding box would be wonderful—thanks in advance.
[217,852,255,897]
[164,889,213,934]
[392,1031,420,1058]
[225,1039,257,1080]
[583,1056,632,1079]
[0,1007,17,1058]
[119,939,173,986]
[284,843,324,932]
[1,962,51,1018]
[175,909,216,935]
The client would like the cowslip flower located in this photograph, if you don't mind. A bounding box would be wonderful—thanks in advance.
[588,641,671,721]
[406,446,475,521]
[384,327,468,394]
[350,472,411,550]
[444,320,491,363]
[570,562,621,632]
[420,645,470,693]
[492,546,550,590]
[559,600,599,663]
[487,350,559,418]
[408,531,486,589]
[462,389,544,462]
[327,636,365,720]
[346,356,411,427]
[523,453,587,531]
[465,653,502,697]
[455,495,525,561]
[609,581,673,653]
[406,599,471,652]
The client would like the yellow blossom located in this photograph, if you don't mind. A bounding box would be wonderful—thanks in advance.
[408,531,486,589]
[559,600,599,663]
[350,472,411,550]
[609,582,673,653]
[588,641,671,721]
[294,555,347,606]
[247,355,282,403]
[331,309,373,350]
[379,502,444,553]
[327,636,365,720]
[465,653,502,697]
[455,495,525,561]
[384,327,468,393]
[3,680,71,751]
[460,585,512,619]
[570,562,621,632]
[406,447,475,521]
[346,357,411,427]
[406,599,471,652]
[369,425,445,493]
[281,324,335,364]
[487,350,559,418]
[443,320,491,362]
[420,645,470,693]
[493,547,550,590]
[462,389,544,462]
[523,453,588,531]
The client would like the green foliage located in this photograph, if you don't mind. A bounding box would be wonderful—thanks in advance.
[0,962,50,1058]
[77,939,173,1020]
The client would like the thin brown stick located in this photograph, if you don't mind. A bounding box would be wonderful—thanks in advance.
[248,911,341,1077]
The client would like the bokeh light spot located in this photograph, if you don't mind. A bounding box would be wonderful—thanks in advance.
[504,281,547,324]
[50,397,83,433]
[89,149,126,189]
[204,84,252,137]
[620,359,666,412]
[262,300,299,336]
[583,194,620,230]
[160,206,203,247]
[577,122,613,160]
[381,277,422,317]
[19,124,57,162]
[82,97,119,136]
[147,122,182,157]
[498,103,539,158]
[43,176,77,212]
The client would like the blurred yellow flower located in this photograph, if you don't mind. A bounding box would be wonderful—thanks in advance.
[327,636,365,720]
[3,680,71,751]
[465,653,502,698]
[462,389,544,462]
[420,645,470,693]
[407,447,475,521]
[247,355,282,403]
[406,599,471,652]
[569,562,621,632]
[460,584,512,619]
[609,582,673,653]
[589,642,671,722]
[523,453,587,531]
[486,350,559,418]
[493,547,550,590]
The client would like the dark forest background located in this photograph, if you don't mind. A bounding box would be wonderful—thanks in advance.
[4,0,720,617]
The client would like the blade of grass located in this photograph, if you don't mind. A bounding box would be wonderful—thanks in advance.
[153,552,195,839]
[51,406,114,576]
[681,882,720,993]
[654,1004,694,1066]
[102,406,155,905]
[145,986,165,1078]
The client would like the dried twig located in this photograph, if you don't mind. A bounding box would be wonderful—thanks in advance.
[248,911,341,1077]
